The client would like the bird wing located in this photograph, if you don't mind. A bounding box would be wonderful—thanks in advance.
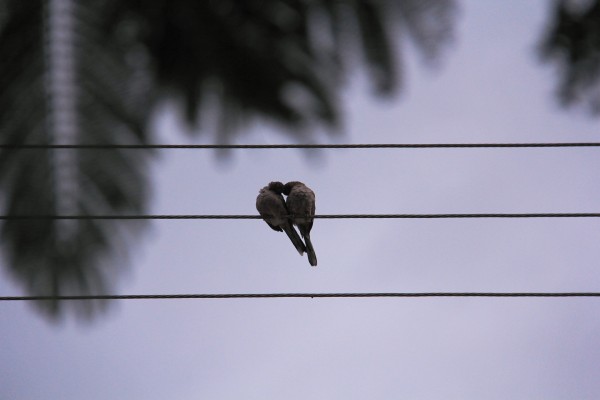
[287,184,315,234]
[256,187,286,231]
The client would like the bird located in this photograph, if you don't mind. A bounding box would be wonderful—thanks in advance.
[283,181,317,266]
[256,181,306,256]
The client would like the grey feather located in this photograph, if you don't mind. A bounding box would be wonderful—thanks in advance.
[284,181,317,266]
[256,182,306,256]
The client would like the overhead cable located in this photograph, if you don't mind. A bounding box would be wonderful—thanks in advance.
[1,142,600,149]
[1,292,600,301]
[1,213,600,220]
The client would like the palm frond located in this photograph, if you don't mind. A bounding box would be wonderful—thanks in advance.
[123,0,455,141]
[539,0,600,114]
[0,0,457,321]
[0,0,152,321]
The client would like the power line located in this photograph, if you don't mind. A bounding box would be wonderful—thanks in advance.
[1,213,600,220]
[1,142,600,149]
[1,292,600,301]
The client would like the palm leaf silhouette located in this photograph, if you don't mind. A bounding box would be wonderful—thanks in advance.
[0,0,455,321]
[540,0,600,114]
[0,0,152,320]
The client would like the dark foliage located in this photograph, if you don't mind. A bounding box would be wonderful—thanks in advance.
[540,0,600,113]
[0,0,455,320]
[0,0,152,320]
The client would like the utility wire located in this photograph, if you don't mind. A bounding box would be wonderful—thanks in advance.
[1,143,600,149]
[1,292,600,301]
[1,213,600,220]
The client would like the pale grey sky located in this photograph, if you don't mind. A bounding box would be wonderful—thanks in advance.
[2,1,600,399]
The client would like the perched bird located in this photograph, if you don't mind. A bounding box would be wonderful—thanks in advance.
[283,181,317,266]
[256,181,306,256]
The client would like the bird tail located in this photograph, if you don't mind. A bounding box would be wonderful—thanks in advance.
[283,224,306,256]
[304,234,317,267]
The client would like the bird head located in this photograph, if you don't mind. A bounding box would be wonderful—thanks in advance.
[268,181,285,194]
[283,181,303,195]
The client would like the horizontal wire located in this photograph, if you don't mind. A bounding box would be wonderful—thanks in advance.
[1,292,600,301]
[1,143,600,149]
[1,213,600,220]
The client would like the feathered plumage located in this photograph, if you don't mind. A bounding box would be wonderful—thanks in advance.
[256,181,306,256]
[283,181,317,267]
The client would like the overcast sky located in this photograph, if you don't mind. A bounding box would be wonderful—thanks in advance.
[2,0,600,399]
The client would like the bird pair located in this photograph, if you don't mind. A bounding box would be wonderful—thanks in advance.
[256,181,317,267]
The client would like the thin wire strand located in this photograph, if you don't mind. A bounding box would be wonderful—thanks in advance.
[0,213,599,220]
[1,143,600,149]
[1,292,599,301]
